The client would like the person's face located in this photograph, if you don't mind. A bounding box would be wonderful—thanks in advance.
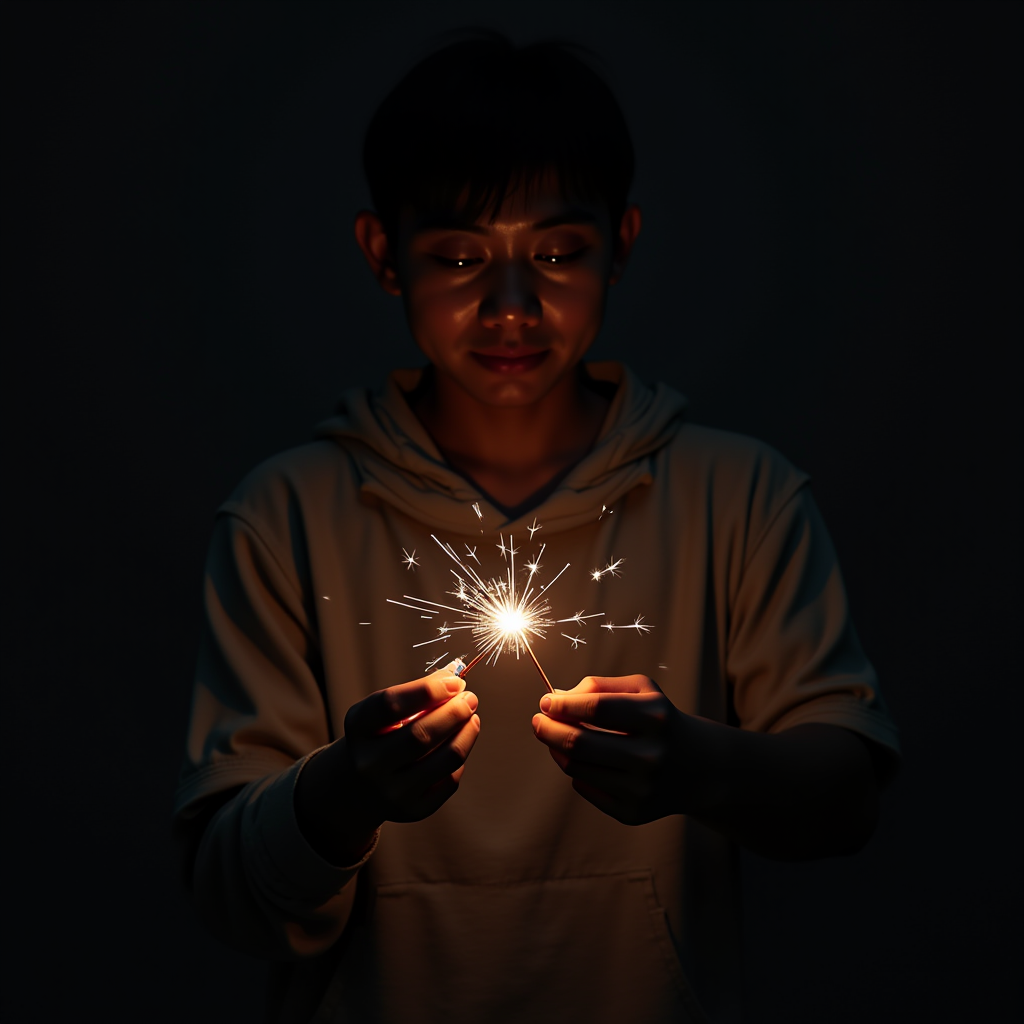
[355,174,641,409]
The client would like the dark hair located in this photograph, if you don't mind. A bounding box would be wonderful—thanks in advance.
[363,29,635,243]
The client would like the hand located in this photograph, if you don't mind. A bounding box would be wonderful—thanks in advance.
[295,663,480,863]
[343,664,481,824]
[531,674,687,826]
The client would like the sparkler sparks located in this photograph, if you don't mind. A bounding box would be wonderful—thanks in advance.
[390,533,565,690]
[390,520,652,691]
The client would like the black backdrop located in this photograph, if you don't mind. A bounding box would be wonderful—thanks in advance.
[5,2,1021,1022]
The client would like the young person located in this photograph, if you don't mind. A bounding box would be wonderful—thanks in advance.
[174,31,900,1024]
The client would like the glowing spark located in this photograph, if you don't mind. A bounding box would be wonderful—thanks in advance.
[599,504,614,520]
[424,652,450,673]
[471,502,484,532]
[601,615,653,634]
[496,534,519,560]
[322,595,330,601]
[562,633,586,648]
[465,544,480,564]
[358,621,371,625]
[401,548,420,571]
[388,598,432,613]
[590,557,625,581]
[527,518,543,539]
[557,610,605,626]
[539,562,570,592]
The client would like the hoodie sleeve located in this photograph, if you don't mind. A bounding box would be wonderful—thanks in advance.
[725,471,901,770]
[174,509,373,960]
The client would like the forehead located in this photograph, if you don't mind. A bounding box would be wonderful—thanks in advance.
[399,170,609,238]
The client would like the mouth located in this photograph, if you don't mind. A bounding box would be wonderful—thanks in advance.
[471,350,550,374]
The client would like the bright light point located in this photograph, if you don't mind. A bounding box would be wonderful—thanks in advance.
[591,569,603,581]
[497,609,527,634]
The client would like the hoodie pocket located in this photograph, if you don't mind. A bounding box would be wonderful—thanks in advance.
[325,869,710,1024]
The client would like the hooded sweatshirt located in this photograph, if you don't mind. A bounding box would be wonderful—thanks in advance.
[175,362,899,1024]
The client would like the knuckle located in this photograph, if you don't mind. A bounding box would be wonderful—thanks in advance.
[650,698,669,725]
[561,729,580,753]
[408,719,432,747]
[382,689,404,720]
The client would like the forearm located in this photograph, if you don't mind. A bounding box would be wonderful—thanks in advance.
[682,720,879,861]
[293,738,382,865]
[186,762,368,959]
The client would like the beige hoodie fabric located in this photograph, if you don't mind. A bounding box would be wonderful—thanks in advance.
[175,362,899,1024]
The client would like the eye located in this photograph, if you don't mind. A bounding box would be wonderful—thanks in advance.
[431,256,482,269]
[535,246,589,265]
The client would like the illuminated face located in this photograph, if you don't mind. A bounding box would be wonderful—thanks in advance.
[390,177,628,410]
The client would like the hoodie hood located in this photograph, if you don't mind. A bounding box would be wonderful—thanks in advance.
[314,361,687,536]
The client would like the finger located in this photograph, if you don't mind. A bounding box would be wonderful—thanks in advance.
[560,756,653,804]
[398,713,481,796]
[539,691,669,734]
[562,674,663,696]
[378,691,478,771]
[532,713,661,772]
[390,773,461,823]
[346,668,466,735]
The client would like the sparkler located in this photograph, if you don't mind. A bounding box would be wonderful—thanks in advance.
[388,513,652,692]
[389,533,567,691]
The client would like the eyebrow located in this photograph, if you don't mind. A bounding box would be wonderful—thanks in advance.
[411,208,600,236]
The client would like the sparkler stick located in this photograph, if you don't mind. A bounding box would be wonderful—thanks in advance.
[520,635,554,692]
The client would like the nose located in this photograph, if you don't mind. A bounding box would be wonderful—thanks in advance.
[478,263,542,336]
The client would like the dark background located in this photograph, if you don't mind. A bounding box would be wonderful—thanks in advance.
[4,2,1021,1022]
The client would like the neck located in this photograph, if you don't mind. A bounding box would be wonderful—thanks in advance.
[408,364,611,517]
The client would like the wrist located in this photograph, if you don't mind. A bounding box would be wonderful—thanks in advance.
[295,740,383,866]
[669,712,735,818]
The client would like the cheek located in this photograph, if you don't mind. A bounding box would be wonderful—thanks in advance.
[542,273,607,331]
[406,284,480,339]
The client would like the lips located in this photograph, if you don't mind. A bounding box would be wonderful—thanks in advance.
[471,350,550,374]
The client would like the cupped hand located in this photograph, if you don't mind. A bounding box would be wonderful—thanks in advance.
[296,663,480,863]
[342,664,481,825]
[531,674,690,826]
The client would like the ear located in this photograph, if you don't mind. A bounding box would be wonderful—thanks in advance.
[353,210,402,296]
[608,204,642,286]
